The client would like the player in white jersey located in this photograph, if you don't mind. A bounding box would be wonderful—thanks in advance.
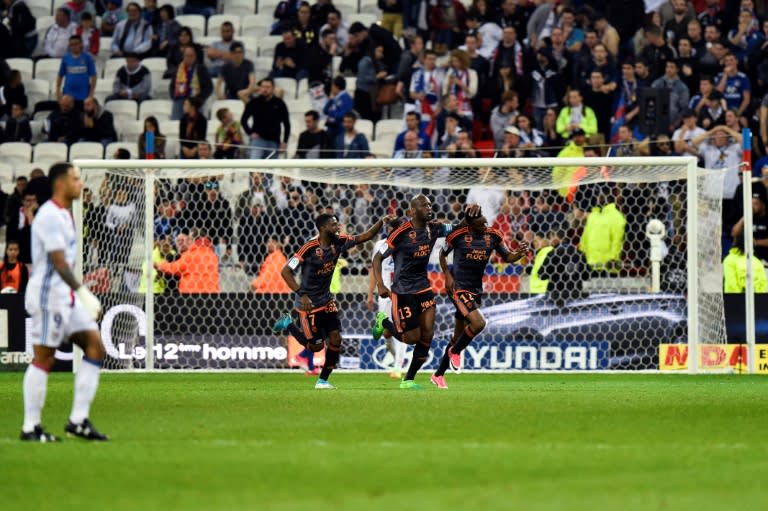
[367,218,406,379]
[21,163,108,442]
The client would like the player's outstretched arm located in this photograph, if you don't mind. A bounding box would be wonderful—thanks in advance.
[355,215,395,244]
[281,263,312,311]
[49,250,102,320]
[372,251,390,298]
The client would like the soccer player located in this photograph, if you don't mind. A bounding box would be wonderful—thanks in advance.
[273,213,392,389]
[367,218,406,379]
[431,211,528,388]
[371,194,480,390]
[21,163,107,442]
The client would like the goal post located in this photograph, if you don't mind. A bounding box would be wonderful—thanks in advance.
[72,155,729,373]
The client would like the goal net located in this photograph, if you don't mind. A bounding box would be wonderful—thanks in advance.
[72,156,727,373]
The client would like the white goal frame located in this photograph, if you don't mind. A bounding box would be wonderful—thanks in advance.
[73,155,729,374]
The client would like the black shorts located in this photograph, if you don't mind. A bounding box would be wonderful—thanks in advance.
[391,289,436,333]
[449,289,482,320]
[295,301,341,346]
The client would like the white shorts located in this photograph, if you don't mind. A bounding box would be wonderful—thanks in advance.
[27,302,98,348]
[378,297,392,321]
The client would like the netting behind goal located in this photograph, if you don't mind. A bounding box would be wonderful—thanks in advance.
[73,156,726,372]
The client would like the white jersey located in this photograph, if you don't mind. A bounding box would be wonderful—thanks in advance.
[25,200,78,311]
[373,238,394,289]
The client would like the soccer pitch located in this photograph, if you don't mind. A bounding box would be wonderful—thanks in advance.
[1,373,767,511]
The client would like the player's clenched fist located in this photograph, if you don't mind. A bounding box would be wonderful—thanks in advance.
[377,283,391,299]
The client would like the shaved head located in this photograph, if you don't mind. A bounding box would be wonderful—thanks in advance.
[409,194,433,223]
[410,194,428,209]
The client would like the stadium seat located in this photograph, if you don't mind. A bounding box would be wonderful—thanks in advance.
[93,79,114,106]
[207,14,242,36]
[105,99,138,120]
[332,56,341,75]
[0,142,33,166]
[241,14,273,35]
[26,79,51,110]
[165,139,179,158]
[159,120,180,140]
[375,119,403,140]
[35,15,54,30]
[141,57,167,75]
[359,1,379,14]
[224,0,256,15]
[258,35,282,57]
[105,141,139,159]
[474,139,495,158]
[257,0,280,15]
[253,56,273,78]
[6,58,34,83]
[97,37,113,65]
[153,77,171,99]
[176,14,206,40]
[0,162,16,189]
[206,122,218,141]
[103,58,127,80]
[139,99,173,121]
[210,99,245,121]
[31,27,48,58]
[369,139,394,158]
[272,77,298,99]
[296,78,309,97]
[286,94,311,114]
[33,142,69,163]
[69,142,105,160]
[28,1,52,18]
[33,110,52,121]
[345,76,357,95]
[29,121,46,144]
[335,0,358,13]
[34,58,62,82]
[239,35,258,56]
[286,136,298,158]
[199,35,218,49]
[356,119,374,141]
[290,113,307,132]
[119,120,144,143]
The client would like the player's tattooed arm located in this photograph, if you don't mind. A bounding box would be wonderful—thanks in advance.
[49,250,83,291]
[355,215,395,244]
[439,248,455,295]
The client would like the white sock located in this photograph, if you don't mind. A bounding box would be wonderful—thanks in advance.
[22,363,49,433]
[393,338,407,372]
[69,358,102,424]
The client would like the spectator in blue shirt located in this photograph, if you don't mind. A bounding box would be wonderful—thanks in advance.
[335,112,369,158]
[56,35,97,109]
[715,52,751,116]
[393,111,431,153]
[323,75,353,137]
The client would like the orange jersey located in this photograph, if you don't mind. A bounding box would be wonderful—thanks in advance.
[251,250,292,293]
[158,239,220,293]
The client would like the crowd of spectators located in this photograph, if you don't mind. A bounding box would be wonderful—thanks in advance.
[3,0,768,295]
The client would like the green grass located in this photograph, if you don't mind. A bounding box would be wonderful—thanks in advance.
[1,373,768,511]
